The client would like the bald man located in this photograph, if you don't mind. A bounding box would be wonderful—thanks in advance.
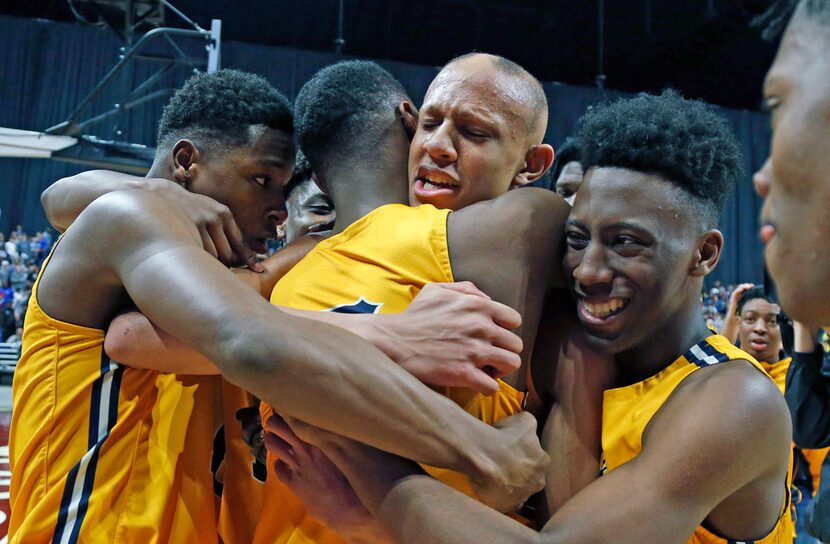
[251,55,611,542]
[105,54,602,542]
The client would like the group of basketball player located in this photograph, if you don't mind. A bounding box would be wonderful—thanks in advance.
[6,0,830,542]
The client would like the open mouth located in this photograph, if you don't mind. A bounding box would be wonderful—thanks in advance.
[419,178,458,190]
[578,297,631,324]
[750,339,768,351]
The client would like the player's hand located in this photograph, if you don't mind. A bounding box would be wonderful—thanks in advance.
[264,416,391,542]
[726,283,754,316]
[471,412,548,513]
[377,282,523,395]
[152,180,264,272]
[236,405,266,464]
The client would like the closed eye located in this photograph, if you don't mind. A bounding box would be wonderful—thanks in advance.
[566,231,589,250]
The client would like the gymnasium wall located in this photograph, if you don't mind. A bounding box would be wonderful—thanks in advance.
[0,14,770,285]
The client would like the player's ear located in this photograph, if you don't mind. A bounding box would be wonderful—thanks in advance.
[690,229,724,277]
[172,139,201,188]
[397,101,418,140]
[511,144,554,189]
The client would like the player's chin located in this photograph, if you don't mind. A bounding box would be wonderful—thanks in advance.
[582,329,626,355]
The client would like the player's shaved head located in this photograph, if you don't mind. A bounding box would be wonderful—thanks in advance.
[435,53,548,143]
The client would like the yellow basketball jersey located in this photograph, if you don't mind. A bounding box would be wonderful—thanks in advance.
[759,357,791,396]
[10,242,223,543]
[254,203,525,544]
[217,381,266,543]
[601,334,794,544]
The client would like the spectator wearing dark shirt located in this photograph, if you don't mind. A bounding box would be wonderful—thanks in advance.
[787,324,830,541]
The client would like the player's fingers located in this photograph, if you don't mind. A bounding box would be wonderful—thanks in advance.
[267,415,314,461]
[484,320,524,355]
[222,213,263,272]
[475,346,522,377]
[432,281,490,299]
[206,221,234,266]
[460,367,501,395]
[273,459,294,482]
[199,229,218,259]
[481,299,522,331]
[263,431,300,471]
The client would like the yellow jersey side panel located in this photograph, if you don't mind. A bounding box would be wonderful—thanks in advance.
[218,381,266,544]
[255,204,524,543]
[601,335,794,544]
[10,248,221,543]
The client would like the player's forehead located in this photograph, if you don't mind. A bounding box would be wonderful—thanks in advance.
[741,298,781,316]
[766,15,830,93]
[424,59,532,125]
[222,128,295,174]
[574,167,690,229]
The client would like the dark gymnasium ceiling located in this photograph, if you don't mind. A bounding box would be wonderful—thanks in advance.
[0,0,780,111]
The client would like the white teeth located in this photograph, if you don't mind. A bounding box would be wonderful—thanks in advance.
[422,177,456,188]
[584,298,628,318]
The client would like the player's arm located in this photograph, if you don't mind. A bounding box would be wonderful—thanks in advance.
[786,321,830,448]
[447,188,570,368]
[106,281,522,394]
[42,170,163,232]
[84,190,546,510]
[293,362,791,544]
[41,168,261,270]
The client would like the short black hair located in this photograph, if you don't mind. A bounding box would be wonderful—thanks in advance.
[294,61,409,175]
[551,137,582,181]
[284,151,314,200]
[445,52,547,131]
[575,89,741,226]
[736,287,777,315]
[754,0,830,40]
[157,69,293,158]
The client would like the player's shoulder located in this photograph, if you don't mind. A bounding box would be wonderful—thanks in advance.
[664,358,791,445]
[77,189,190,238]
[451,187,569,242]
[80,189,169,223]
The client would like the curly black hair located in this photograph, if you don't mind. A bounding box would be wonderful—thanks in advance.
[736,287,776,315]
[157,69,293,157]
[575,89,742,226]
[284,151,313,200]
[294,60,408,175]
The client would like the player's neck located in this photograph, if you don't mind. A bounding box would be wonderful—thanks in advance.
[614,304,713,387]
[145,162,175,181]
[326,163,410,234]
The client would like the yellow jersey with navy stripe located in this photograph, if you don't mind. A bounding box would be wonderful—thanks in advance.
[10,242,223,543]
[254,203,526,544]
[601,334,794,544]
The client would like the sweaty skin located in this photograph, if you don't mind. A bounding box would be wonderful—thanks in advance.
[273,166,792,544]
[31,136,549,511]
